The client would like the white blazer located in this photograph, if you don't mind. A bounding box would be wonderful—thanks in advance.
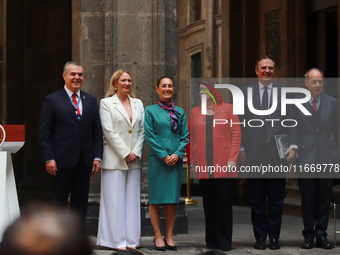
[100,94,145,170]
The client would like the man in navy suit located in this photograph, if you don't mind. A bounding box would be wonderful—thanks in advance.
[238,55,291,250]
[286,68,339,249]
[39,61,103,221]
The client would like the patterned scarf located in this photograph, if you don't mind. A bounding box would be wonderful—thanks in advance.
[158,100,179,131]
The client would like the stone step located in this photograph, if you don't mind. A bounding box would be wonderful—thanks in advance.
[283,197,302,217]
[283,182,302,217]
[283,184,340,219]
[141,197,188,236]
[332,184,340,219]
[86,195,189,237]
[285,184,301,200]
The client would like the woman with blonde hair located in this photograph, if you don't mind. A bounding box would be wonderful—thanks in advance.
[97,69,144,250]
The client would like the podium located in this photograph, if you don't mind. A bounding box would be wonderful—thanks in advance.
[0,125,25,240]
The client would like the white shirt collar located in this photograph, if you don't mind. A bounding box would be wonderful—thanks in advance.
[310,94,321,105]
[258,82,273,90]
[64,85,80,98]
[310,94,320,101]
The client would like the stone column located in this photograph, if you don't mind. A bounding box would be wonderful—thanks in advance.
[204,0,214,77]
[72,0,180,235]
[71,0,106,234]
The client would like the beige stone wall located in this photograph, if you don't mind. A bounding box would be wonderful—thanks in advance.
[72,0,106,99]
[72,0,178,194]
[72,0,177,106]
[177,0,223,115]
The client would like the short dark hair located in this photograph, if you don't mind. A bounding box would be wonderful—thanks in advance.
[157,76,174,87]
[63,61,83,74]
[255,55,275,69]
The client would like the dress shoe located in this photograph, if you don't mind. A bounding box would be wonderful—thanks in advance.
[269,239,280,250]
[301,236,314,249]
[316,236,332,249]
[164,237,177,251]
[254,239,266,250]
[153,238,166,251]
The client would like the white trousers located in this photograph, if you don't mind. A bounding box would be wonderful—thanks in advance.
[97,169,141,249]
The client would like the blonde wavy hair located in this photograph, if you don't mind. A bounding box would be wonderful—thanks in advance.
[105,69,136,98]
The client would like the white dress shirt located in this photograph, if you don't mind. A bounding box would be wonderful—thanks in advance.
[64,85,83,115]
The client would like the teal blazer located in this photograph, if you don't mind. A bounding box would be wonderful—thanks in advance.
[145,104,188,160]
[144,104,189,204]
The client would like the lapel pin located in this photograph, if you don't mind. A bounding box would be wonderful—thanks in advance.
[83,96,85,99]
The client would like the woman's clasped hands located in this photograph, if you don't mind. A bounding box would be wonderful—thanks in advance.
[126,152,138,164]
[163,154,179,166]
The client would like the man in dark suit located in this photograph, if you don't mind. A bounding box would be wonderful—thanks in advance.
[39,61,103,221]
[238,55,290,250]
[286,68,339,249]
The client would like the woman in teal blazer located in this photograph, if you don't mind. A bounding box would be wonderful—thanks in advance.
[145,76,189,251]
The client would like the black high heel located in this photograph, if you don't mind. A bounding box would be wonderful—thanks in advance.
[164,237,177,251]
[153,238,166,251]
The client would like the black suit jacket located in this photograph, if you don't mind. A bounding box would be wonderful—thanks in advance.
[240,83,288,163]
[39,88,103,168]
[289,93,340,167]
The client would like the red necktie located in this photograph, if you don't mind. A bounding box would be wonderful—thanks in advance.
[313,99,317,111]
[72,94,80,115]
